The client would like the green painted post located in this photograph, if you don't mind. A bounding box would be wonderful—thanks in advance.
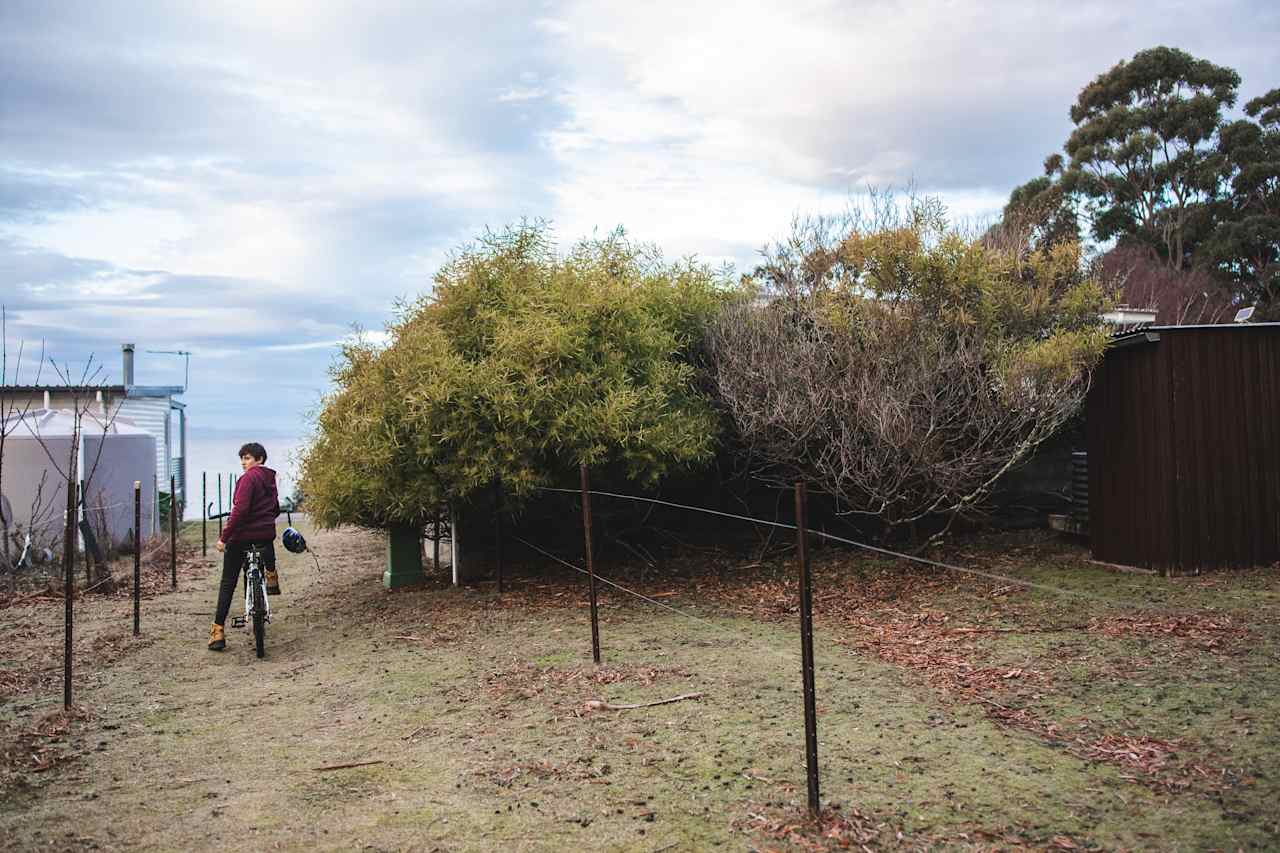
[383,524,425,589]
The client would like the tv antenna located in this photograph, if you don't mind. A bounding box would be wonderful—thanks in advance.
[146,349,193,390]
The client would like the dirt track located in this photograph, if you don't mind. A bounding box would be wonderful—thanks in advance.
[3,521,1279,851]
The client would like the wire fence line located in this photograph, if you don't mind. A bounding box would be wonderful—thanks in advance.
[80,498,159,513]
[512,533,802,667]
[533,485,1204,618]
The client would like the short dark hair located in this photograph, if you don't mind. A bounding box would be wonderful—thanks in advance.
[238,442,268,463]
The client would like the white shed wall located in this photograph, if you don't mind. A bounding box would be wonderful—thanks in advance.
[116,397,170,493]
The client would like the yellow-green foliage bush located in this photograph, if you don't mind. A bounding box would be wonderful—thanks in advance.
[301,225,732,529]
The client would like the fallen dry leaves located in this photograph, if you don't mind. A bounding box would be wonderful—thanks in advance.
[1086,614,1248,650]
[836,613,1244,793]
[0,704,93,792]
[484,661,692,704]
[735,802,892,852]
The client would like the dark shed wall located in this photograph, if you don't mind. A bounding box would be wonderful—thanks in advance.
[1168,327,1280,568]
[1086,336,1177,567]
[1086,326,1280,570]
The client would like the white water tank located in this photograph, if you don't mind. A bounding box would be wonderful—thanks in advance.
[0,409,157,553]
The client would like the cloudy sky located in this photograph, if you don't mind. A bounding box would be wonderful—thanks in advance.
[3,0,1278,443]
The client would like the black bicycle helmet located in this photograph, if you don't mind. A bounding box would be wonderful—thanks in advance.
[282,527,307,554]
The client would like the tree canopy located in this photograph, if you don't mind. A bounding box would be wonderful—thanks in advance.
[999,154,1080,253]
[1200,88,1280,315]
[1001,46,1277,319]
[1062,46,1240,268]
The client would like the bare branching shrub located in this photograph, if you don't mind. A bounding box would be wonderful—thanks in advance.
[1097,245,1234,325]
[1,305,121,587]
[0,306,45,574]
[709,195,1109,546]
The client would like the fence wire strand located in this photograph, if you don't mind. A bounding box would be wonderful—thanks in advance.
[534,485,1200,616]
[511,534,800,666]
[81,498,158,513]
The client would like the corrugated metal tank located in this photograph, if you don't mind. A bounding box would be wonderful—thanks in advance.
[0,409,158,553]
[0,412,74,549]
[83,419,158,548]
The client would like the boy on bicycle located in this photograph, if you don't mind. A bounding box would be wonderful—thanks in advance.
[208,442,281,651]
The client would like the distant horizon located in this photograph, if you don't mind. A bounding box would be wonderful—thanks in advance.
[186,425,309,441]
[182,432,304,520]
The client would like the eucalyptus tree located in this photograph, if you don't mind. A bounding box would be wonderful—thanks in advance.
[1061,46,1241,268]
[1200,89,1280,316]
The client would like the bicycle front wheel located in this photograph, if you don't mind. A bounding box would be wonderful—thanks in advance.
[252,582,266,659]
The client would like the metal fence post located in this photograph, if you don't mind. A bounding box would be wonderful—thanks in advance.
[170,475,177,589]
[201,472,207,556]
[133,480,141,637]
[433,508,441,574]
[80,479,90,587]
[216,473,223,538]
[64,474,76,709]
[794,481,821,815]
[450,503,460,586]
[495,479,504,594]
[580,463,602,665]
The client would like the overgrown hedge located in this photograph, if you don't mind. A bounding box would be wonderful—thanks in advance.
[301,225,734,529]
[302,205,1110,542]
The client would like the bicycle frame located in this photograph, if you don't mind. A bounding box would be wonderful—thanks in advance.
[242,546,272,626]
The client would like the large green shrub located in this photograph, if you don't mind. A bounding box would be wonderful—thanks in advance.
[301,225,732,529]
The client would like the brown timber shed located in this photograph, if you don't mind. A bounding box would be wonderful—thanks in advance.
[1085,323,1280,571]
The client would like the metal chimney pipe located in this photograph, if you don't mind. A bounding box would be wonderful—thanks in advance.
[122,343,135,385]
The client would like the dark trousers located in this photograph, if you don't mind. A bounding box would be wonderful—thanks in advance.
[214,539,276,626]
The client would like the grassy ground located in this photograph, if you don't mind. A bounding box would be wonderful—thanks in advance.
[1,519,1278,851]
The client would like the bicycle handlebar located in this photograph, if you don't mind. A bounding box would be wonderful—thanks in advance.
[206,501,298,522]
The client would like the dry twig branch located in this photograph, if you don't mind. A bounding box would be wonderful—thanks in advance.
[309,760,386,772]
[582,692,705,712]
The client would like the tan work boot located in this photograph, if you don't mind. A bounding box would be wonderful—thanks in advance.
[265,568,281,596]
[208,622,226,651]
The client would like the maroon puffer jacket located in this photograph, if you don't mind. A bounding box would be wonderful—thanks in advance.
[221,465,280,543]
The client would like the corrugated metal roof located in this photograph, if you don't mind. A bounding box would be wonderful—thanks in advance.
[1143,322,1280,332]
[1111,320,1280,340]
[1110,322,1280,345]
[0,384,183,396]
[1,385,127,392]
[125,385,185,398]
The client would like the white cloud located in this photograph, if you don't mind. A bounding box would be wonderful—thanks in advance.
[499,86,549,103]
[532,0,1278,268]
[259,328,390,353]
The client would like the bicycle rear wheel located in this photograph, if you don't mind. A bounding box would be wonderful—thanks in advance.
[252,581,266,658]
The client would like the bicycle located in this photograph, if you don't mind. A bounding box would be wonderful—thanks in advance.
[230,544,271,658]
